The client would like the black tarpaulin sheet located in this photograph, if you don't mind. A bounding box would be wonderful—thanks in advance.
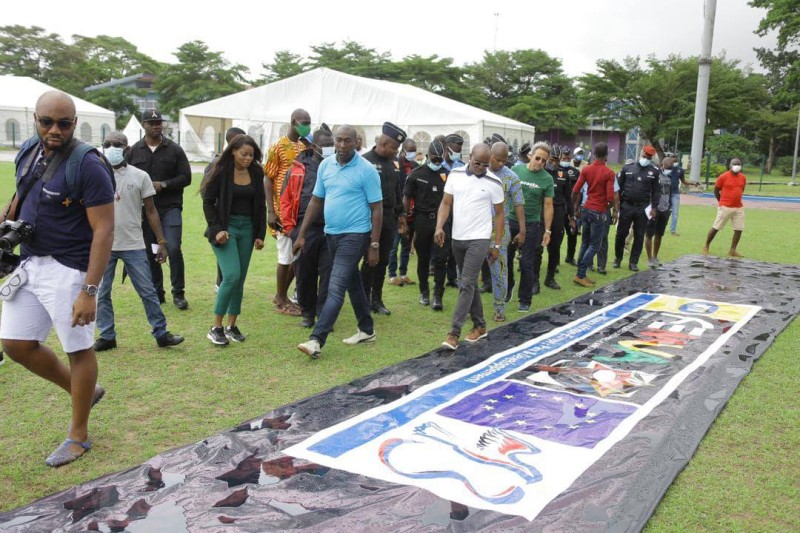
[1,255,799,532]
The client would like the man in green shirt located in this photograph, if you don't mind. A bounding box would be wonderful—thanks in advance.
[507,142,554,311]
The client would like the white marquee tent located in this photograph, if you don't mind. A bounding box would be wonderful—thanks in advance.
[0,76,116,148]
[179,68,536,161]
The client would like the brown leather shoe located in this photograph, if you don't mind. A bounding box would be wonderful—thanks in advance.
[573,276,594,288]
[442,333,459,351]
[400,275,416,285]
[388,277,405,286]
[465,327,488,343]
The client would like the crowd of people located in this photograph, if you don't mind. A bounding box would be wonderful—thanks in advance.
[0,92,750,467]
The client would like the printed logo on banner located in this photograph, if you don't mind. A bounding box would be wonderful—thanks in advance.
[286,293,760,521]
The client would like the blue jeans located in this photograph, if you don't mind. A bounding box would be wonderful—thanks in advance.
[142,207,185,298]
[311,233,374,347]
[670,192,680,233]
[388,230,411,278]
[97,249,167,340]
[577,208,608,279]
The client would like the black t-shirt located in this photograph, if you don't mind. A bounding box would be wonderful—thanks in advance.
[404,164,449,215]
[230,182,254,217]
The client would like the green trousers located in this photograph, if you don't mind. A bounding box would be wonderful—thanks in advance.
[212,215,254,316]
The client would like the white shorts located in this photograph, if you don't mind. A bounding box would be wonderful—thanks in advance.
[0,256,94,353]
[276,233,296,266]
[712,206,745,232]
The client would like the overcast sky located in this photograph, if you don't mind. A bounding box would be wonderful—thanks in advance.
[11,0,778,79]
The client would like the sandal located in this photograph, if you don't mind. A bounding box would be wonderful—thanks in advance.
[45,438,92,467]
[275,303,302,317]
[92,384,106,407]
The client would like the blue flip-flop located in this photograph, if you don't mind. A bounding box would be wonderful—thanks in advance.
[45,438,92,467]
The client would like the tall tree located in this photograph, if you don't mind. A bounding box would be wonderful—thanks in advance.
[83,87,144,129]
[464,50,582,134]
[257,50,308,84]
[578,55,767,157]
[308,40,394,79]
[0,25,67,80]
[154,41,248,118]
[394,54,486,108]
[749,0,800,171]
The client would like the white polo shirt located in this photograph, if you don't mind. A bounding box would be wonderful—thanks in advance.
[444,166,504,241]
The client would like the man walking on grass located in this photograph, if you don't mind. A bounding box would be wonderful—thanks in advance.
[702,158,747,258]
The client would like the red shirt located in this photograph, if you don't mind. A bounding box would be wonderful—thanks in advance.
[715,170,746,208]
[573,160,615,212]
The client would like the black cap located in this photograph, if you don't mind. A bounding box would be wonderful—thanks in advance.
[445,133,464,145]
[519,142,532,155]
[382,122,407,144]
[491,133,507,145]
[483,137,493,146]
[429,139,446,158]
[142,109,163,122]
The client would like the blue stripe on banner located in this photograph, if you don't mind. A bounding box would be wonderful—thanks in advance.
[308,293,658,458]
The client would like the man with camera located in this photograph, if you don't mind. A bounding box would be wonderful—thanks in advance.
[0,91,115,466]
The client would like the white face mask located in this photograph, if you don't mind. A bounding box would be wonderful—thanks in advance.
[321,146,335,158]
[731,165,742,173]
[450,149,462,162]
[104,146,125,166]
[404,151,417,161]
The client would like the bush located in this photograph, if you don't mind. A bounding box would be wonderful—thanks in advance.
[774,156,795,176]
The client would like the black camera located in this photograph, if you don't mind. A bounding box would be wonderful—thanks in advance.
[0,220,33,277]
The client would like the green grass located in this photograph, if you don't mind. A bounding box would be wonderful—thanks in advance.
[0,161,798,530]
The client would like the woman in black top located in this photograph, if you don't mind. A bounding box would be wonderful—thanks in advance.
[201,135,267,345]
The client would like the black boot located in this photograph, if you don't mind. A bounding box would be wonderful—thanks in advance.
[544,276,561,290]
[432,286,444,311]
[419,290,430,306]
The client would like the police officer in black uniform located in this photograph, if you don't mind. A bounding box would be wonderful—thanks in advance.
[613,145,660,271]
[562,147,581,266]
[361,122,406,315]
[400,140,450,310]
[544,145,576,289]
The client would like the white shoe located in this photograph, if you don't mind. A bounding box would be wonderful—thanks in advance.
[343,330,376,345]
[297,339,321,359]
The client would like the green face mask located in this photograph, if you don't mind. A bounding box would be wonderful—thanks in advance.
[295,123,311,138]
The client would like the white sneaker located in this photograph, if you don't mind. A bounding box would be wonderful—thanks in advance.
[297,339,321,359]
[342,330,376,345]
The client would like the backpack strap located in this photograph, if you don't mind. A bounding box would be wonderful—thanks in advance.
[63,141,115,202]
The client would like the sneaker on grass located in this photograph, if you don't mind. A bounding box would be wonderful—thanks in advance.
[207,326,229,346]
[343,330,376,345]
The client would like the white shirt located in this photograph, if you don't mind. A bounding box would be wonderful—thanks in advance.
[444,166,504,241]
[112,165,156,251]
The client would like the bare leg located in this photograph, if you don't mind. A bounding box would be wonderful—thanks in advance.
[275,263,290,306]
[645,236,653,261]
[227,315,238,328]
[702,228,718,255]
[66,348,97,445]
[214,314,224,328]
[2,340,72,393]
[729,230,743,257]
[653,235,663,260]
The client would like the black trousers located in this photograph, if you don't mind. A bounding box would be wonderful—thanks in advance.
[565,209,578,262]
[361,210,396,304]
[546,203,567,278]
[414,214,450,294]
[294,225,331,320]
[615,202,648,265]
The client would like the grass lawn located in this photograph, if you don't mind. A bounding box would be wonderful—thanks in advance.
[0,161,797,530]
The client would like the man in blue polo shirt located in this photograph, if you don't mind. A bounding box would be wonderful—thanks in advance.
[0,91,115,467]
[294,125,383,359]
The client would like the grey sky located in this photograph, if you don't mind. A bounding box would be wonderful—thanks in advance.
[11,0,778,79]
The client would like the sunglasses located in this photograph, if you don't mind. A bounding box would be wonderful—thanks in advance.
[37,116,76,130]
[102,141,126,149]
[532,156,546,162]
[0,272,23,297]
[430,157,444,164]
[472,160,490,168]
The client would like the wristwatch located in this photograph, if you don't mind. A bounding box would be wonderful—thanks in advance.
[545,229,552,234]
[492,244,502,250]
[82,284,98,297]
[370,242,380,249]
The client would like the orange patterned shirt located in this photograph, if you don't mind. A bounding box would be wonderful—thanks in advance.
[264,136,305,221]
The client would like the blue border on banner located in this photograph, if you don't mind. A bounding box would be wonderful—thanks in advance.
[308,293,658,458]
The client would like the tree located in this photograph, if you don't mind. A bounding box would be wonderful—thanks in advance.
[257,50,308,84]
[463,50,582,133]
[154,41,248,118]
[0,25,67,80]
[705,133,757,163]
[83,87,143,129]
[578,55,767,157]
[393,54,485,108]
[307,40,394,79]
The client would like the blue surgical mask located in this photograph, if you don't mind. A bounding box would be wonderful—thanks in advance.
[559,161,570,168]
[404,151,417,161]
[663,169,673,176]
[575,154,584,161]
[427,161,442,172]
[321,146,335,158]
[450,149,462,162]
[105,146,125,166]
[639,158,651,167]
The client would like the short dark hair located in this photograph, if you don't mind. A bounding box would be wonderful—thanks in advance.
[225,127,246,143]
[594,142,608,159]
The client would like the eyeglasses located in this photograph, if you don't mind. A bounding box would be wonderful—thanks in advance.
[102,141,126,149]
[36,117,76,130]
[0,272,23,297]
[472,161,490,168]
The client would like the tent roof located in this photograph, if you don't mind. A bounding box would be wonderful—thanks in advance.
[0,75,115,117]
[181,68,533,130]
